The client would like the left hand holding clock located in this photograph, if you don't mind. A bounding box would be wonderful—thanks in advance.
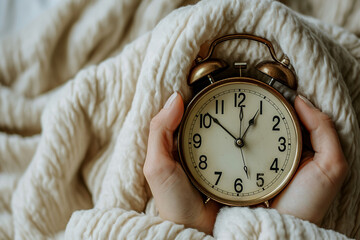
[143,92,220,235]
[143,92,348,234]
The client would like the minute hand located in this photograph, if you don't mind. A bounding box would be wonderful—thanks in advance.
[207,114,237,140]
[241,109,259,139]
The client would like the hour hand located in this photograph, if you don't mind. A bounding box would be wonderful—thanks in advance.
[207,113,237,140]
[241,109,259,139]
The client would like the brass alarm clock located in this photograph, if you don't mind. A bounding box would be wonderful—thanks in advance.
[178,34,302,207]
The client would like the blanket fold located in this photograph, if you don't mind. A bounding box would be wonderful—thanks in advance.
[1,0,359,239]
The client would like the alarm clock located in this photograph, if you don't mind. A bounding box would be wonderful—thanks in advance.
[178,34,302,207]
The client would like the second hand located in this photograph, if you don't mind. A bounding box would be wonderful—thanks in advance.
[240,145,249,179]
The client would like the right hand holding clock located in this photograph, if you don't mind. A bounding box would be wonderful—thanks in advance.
[270,95,348,225]
[143,92,348,234]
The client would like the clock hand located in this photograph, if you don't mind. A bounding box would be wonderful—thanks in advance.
[239,106,244,138]
[240,147,250,179]
[207,113,237,140]
[241,109,259,140]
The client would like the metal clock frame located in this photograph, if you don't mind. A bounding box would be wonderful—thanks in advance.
[178,77,302,206]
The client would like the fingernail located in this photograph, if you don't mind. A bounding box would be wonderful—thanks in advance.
[164,92,178,109]
[298,95,315,108]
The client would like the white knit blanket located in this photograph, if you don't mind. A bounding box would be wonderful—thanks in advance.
[1,0,360,239]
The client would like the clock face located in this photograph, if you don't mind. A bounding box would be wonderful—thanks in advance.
[178,77,302,206]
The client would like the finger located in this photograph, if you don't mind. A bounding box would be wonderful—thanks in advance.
[294,96,347,184]
[147,92,184,159]
[144,92,184,183]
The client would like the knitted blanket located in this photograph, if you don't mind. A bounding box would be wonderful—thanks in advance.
[1,0,360,239]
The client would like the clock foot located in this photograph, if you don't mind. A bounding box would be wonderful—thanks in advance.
[204,197,211,204]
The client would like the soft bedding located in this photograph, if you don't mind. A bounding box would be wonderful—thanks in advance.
[0,0,360,239]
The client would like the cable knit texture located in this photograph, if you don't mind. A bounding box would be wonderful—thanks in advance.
[0,0,359,239]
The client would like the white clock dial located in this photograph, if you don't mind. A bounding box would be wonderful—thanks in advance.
[179,78,301,206]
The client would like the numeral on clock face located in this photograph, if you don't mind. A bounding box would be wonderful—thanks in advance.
[215,100,224,114]
[272,115,280,131]
[192,133,201,148]
[200,113,212,128]
[199,155,208,170]
[256,173,265,187]
[270,158,279,173]
[214,171,222,185]
[234,92,246,107]
[234,178,243,193]
[278,137,286,152]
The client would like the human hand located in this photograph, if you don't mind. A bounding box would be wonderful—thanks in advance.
[144,92,348,234]
[143,92,220,235]
[270,95,348,225]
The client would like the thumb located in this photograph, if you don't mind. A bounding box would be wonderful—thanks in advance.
[294,95,347,184]
[144,92,184,180]
[148,92,184,158]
